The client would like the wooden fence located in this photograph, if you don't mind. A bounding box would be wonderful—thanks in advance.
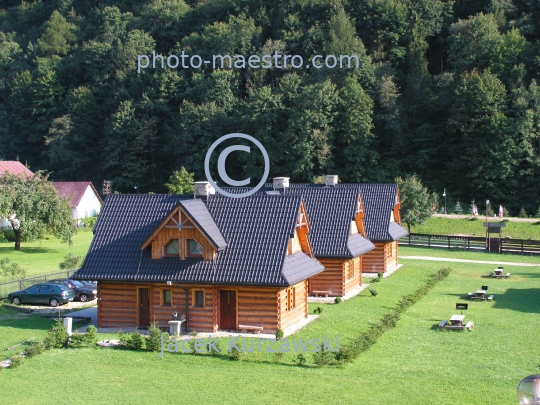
[399,233,540,256]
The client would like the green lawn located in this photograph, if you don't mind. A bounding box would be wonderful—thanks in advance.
[1,254,539,404]
[410,216,540,239]
[0,230,94,282]
[400,246,540,264]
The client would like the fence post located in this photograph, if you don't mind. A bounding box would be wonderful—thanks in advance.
[428,235,431,247]
[448,236,450,249]
[521,240,524,254]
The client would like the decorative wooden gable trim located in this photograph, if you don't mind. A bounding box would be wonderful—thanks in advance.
[354,192,367,237]
[140,205,217,260]
[393,189,402,225]
[294,201,313,257]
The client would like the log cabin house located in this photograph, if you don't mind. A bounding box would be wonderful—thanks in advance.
[72,184,324,334]
[269,176,375,297]
[268,179,408,275]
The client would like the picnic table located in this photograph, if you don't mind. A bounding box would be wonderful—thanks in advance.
[440,315,474,331]
[449,314,465,326]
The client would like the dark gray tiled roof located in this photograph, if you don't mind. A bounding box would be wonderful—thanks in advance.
[282,252,325,285]
[72,194,323,286]
[179,199,227,251]
[267,183,408,242]
[226,186,375,258]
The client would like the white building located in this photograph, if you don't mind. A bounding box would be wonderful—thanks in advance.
[52,182,103,226]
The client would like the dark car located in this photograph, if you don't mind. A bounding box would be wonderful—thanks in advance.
[48,279,97,302]
[8,283,75,307]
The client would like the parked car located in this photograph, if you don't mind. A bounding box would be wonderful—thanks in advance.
[8,283,74,307]
[48,279,97,302]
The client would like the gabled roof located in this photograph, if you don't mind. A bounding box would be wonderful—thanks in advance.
[140,199,227,251]
[0,161,34,177]
[277,187,375,258]
[52,182,103,208]
[264,182,409,242]
[72,194,323,286]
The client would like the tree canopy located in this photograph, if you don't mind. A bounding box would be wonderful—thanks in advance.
[165,167,195,194]
[0,172,76,250]
[396,174,438,232]
[0,1,538,213]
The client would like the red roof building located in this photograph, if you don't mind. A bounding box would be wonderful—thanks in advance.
[52,182,103,225]
[0,161,34,177]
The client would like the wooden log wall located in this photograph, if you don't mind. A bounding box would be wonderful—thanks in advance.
[343,256,362,294]
[310,258,346,296]
[237,286,280,333]
[98,282,138,328]
[362,242,388,273]
[277,280,308,333]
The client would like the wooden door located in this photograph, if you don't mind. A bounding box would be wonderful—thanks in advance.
[138,288,150,327]
[220,290,236,330]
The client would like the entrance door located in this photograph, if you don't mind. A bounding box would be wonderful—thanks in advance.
[138,288,150,327]
[220,290,236,330]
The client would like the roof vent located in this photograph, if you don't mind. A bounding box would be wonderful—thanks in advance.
[325,175,338,187]
[193,181,215,198]
[273,177,290,190]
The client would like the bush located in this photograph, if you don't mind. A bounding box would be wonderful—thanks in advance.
[69,326,97,348]
[125,331,145,350]
[44,318,69,349]
[85,325,97,346]
[519,207,528,218]
[230,345,242,361]
[453,201,463,214]
[25,342,44,358]
[535,205,540,219]
[370,277,380,283]
[377,272,383,279]
[207,339,222,356]
[313,306,323,314]
[81,215,98,228]
[118,330,127,345]
[146,321,162,352]
[295,353,307,366]
[275,328,284,340]
[273,351,285,363]
[1,228,16,242]
[369,288,378,297]
[312,349,333,367]
[334,297,342,304]
[9,355,25,368]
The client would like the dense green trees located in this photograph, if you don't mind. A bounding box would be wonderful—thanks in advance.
[0,0,538,212]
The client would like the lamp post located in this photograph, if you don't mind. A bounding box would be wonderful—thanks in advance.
[443,189,447,214]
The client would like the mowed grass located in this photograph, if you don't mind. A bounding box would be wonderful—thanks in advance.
[400,246,540,264]
[1,255,539,405]
[410,216,540,239]
[0,230,94,282]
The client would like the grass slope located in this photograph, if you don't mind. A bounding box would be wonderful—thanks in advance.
[410,217,540,239]
[0,230,94,282]
[1,255,539,404]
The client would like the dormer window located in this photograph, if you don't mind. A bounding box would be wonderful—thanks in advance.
[165,239,180,257]
[187,239,203,258]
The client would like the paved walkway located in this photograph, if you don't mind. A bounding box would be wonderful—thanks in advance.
[400,256,540,266]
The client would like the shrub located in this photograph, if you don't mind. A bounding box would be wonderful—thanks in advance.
[377,272,383,279]
[146,321,162,352]
[9,355,24,368]
[25,342,44,358]
[370,277,380,283]
[81,215,98,228]
[207,339,222,356]
[118,330,127,345]
[453,201,463,214]
[275,328,284,340]
[274,351,285,363]
[126,331,145,350]
[295,353,307,366]
[44,318,69,349]
[519,207,528,218]
[186,330,198,354]
[313,306,323,314]
[312,349,333,367]
[369,288,378,297]
[535,205,540,219]
[85,325,97,346]
[230,345,242,361]
[334,297,342,304]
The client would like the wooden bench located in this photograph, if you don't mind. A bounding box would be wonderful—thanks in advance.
[487,295,494,301]
[467,292,474,299]
[444,325,464,330]
[465,321,474,330]
[505,273,511,278]
[239,325,263,334]
[312,290,331,298]
[439,320,447,328]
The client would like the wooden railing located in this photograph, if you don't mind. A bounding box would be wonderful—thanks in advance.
[399,233,540,255]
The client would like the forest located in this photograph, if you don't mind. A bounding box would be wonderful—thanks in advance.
[0,0,539,214]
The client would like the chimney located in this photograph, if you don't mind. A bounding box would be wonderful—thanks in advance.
[193,181,215,199]
[325,175,338,187]
[273,177,290,191]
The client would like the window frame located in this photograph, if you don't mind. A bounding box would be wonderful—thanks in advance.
[162,289,172,306]
[186,238,204,259]
[164,239,181,258]
[192,290,205,308]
